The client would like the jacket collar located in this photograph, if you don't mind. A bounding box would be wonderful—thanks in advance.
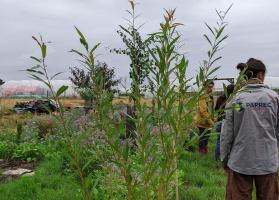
[244,78,269,89]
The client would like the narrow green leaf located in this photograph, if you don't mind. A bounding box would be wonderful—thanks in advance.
[41,43,47,58]
[29,74,50,88]
[207,50,211,58]
[225,4,233,15]
[32,36,41,47]
[215,9,223,21]
[56,85,68,97]
[196,74,200,87]
[30,65,41,70]
[30,56,41,63]
[216,26,226,39]
[214,27,219,34]
[205,23,215,36]
[208,66,221,76]
[223,83,228,97]
[216,35,229,46]
[119,25,131,35]
[129,0,135,10]
[26,69,45,75]
[169,35,180,48]
[70,49,85,58]
[90,43,101,54]
[211,56,222,66]
[123,142,129,162]
[199,69,204,83]
[82,159,94,172]
[89,52,94,64]
[75,26,86,42]
[203,34,212,46]
[51,72,63,80]
[74,26,88,51]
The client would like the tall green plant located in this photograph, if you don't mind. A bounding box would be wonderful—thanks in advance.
[26,35,93,200]
[144,6,233,199]
[111,0,153,103]
[70,27,106,107]
[147,9,192,199]
[196,4,233,122]
[197,4,233,87]
[70,27,135,200]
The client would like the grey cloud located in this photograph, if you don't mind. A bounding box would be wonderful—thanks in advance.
[0,0,279,82]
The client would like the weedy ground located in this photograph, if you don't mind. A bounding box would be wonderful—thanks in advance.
[0,137,229,200]
[0,98,85,109]
[0,98,259,200]
[0,97,152,109]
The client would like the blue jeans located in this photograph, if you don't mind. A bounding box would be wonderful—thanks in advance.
[198,127,210,150]
[215,122,222,160]
[215,134,220,160]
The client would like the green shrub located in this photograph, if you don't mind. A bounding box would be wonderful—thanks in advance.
[0,129,17,143]
[16,121,23,144]
[0,141,17,159]
[12,143,44,162]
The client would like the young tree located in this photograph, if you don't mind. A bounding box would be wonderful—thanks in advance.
[111,0,153,103]
[69,61,120,108]
[94,62,121,95]
[69,67,90,89]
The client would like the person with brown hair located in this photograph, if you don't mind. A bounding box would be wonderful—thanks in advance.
[221,58,279,200]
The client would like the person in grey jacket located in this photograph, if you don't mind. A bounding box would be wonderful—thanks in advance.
[221,58,279,200]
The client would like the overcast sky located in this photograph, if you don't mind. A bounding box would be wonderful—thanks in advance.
[0,0,278,82]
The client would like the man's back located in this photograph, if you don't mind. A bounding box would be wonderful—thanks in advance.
[221,83,279,175]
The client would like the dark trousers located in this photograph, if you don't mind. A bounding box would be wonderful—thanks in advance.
[215,134,220,160]
[215,121,222,160]
[226,169,279,200]
[198,127,210,149]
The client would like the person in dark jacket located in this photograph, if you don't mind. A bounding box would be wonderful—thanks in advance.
[221,58,279,200]
[214,84,235,160]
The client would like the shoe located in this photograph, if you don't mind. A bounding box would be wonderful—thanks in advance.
[204,146,208,154]
[198,147,206,154]
[198,147,208,155]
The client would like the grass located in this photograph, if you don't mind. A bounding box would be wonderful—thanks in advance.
[0,136,228,200]
[179,138,258,200]
[179,138,226,200]
[0,156,84,200]
[0,113,32,130]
